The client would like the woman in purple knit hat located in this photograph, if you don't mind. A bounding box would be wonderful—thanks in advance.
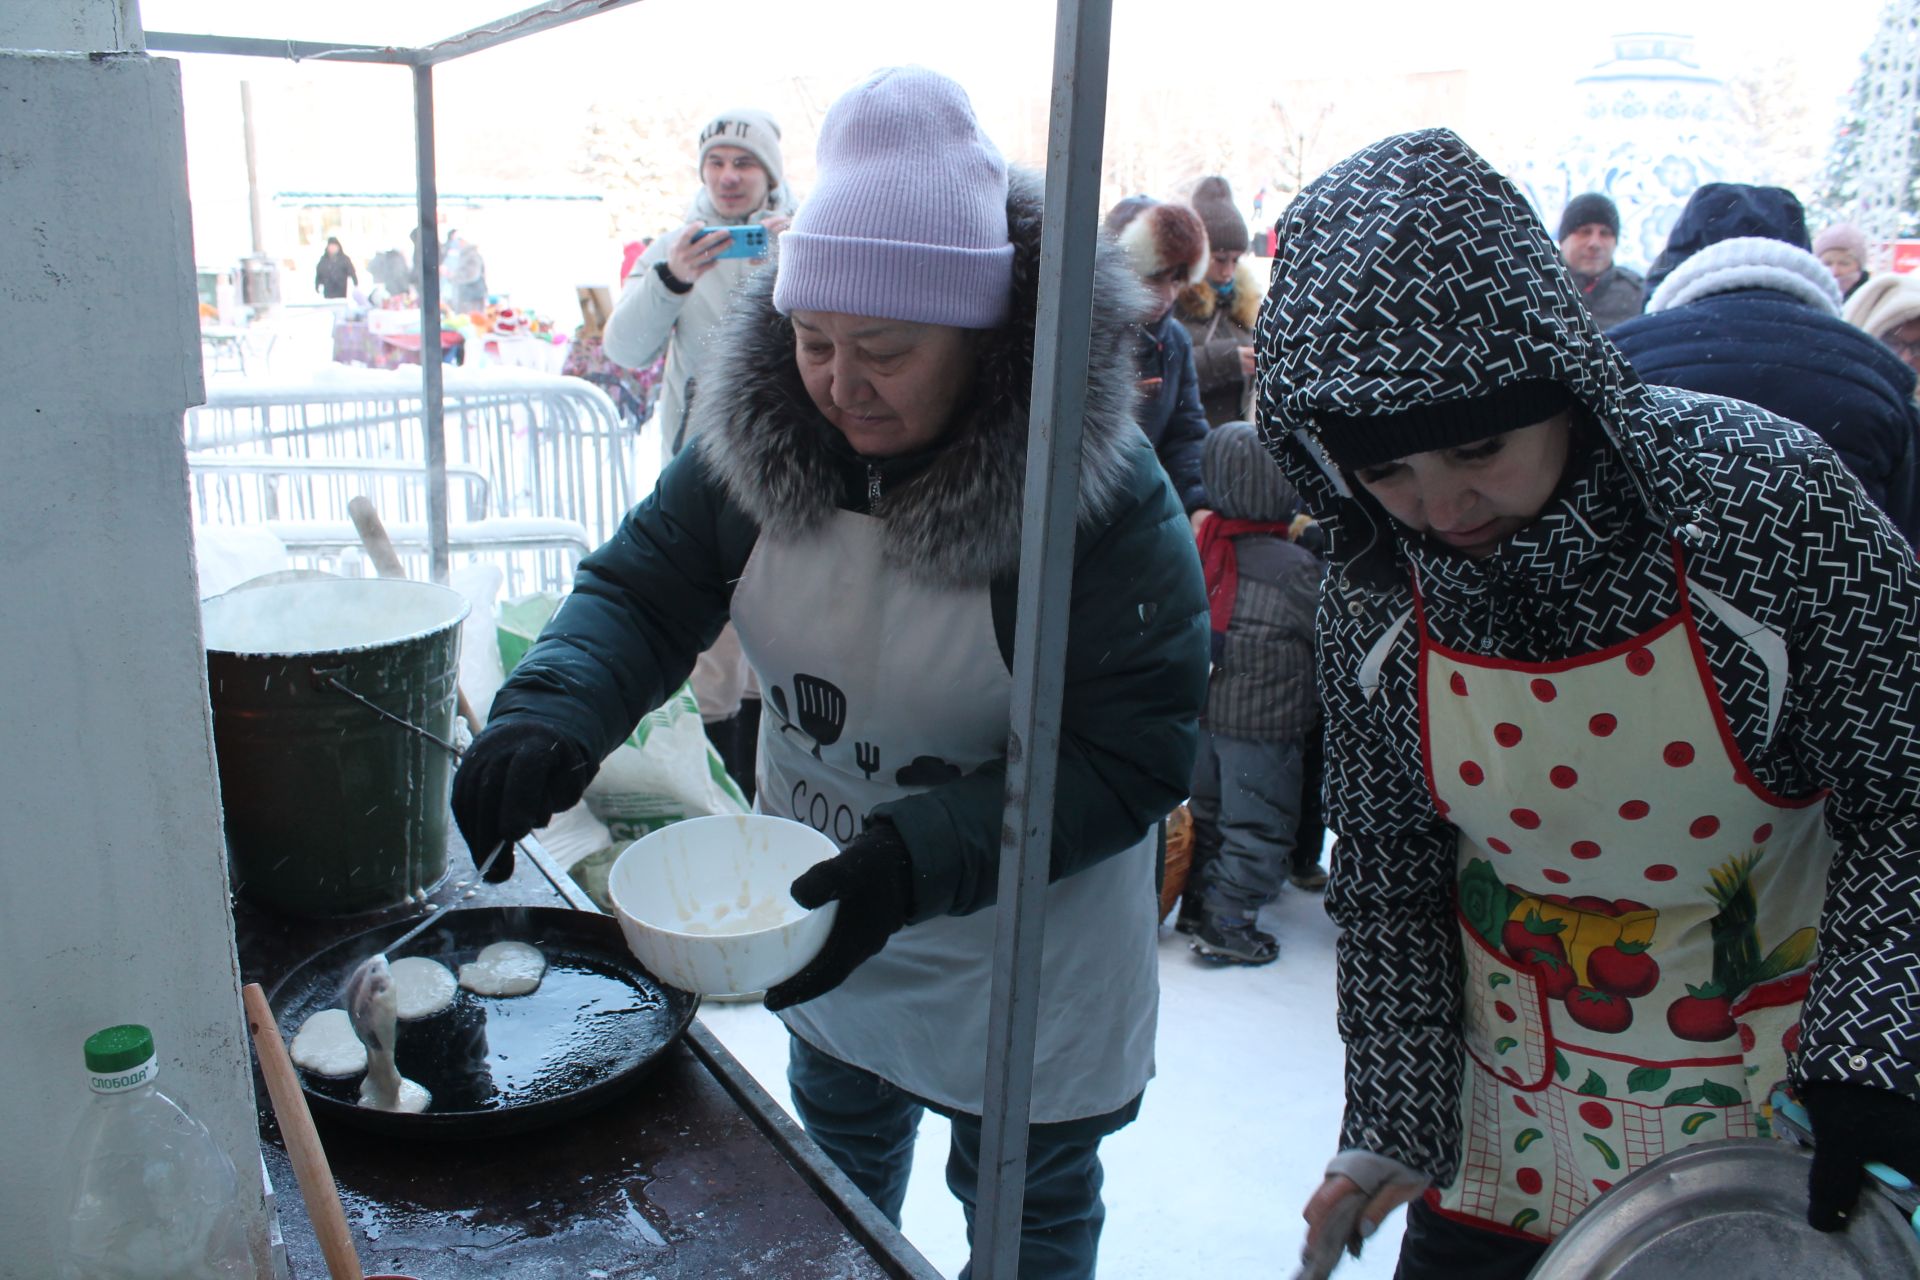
[452,67,1208,1278]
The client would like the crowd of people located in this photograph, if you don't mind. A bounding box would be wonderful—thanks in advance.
[449,65,1920,1280]
[310,228,491,312]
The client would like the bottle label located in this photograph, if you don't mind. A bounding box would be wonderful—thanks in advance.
[88,1054,158,1094]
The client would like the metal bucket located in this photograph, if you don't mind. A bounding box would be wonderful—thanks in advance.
[202,577,470,915]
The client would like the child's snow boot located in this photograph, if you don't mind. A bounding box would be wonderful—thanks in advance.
[1191,914,1279,965]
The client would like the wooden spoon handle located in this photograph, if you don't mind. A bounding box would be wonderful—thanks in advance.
[347,496,408,580]
[242,983,365,1280]
[346,495,483,737]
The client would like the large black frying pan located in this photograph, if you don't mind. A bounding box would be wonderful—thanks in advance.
[267,906,698,1139]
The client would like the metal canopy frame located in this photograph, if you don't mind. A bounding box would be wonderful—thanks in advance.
[148,1,1116,1272]
[151,0,658,582]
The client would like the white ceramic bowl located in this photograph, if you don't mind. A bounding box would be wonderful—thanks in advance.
[608,814,840,997]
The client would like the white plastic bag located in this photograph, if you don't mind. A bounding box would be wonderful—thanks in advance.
[497,593,748,844]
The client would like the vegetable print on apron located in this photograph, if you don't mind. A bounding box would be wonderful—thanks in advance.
[1420,545,1831,1239]
[729,509,1159,1122]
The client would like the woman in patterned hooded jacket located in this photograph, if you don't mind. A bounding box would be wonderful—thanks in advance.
[1255,130,1920,1277]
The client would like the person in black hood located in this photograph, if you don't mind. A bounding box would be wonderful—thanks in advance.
[314,236,357,299]
[1611,183,1920,546]
[1256,130,1920,1278]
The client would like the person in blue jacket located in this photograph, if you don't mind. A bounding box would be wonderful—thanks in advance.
[1610,183,1920,546]
[451,68,1208,1280]
[1104,196,1214,527]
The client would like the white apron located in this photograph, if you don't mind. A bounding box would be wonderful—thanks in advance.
[1422,546,1831,1239]
[729,510,1159,1121]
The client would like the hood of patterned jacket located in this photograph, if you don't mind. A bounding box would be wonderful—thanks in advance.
[1255,128,1717,593]
[688,168,1155,586]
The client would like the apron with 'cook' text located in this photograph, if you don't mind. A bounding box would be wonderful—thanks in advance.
[728,508,1159,1121]
[1422,545,1831,1239]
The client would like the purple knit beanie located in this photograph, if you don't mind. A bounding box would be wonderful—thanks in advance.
[773,67,1014,328]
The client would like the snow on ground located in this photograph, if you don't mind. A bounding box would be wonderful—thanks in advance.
[698,846,1408,1280]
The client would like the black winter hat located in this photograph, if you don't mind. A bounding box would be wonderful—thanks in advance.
[1315,379,1575,472]
[1641,182,1810,296]
[1557,192,1620,241]
[1191,176,1250,255]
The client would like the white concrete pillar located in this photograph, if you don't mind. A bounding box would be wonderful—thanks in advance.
[1,1,269,1273]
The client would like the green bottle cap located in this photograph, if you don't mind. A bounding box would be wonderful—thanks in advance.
[83,1024,155,1075]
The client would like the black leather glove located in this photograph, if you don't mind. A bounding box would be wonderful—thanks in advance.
[451,718,597,882]
[1804,1080,1920,1231]
[763,821,914,1012]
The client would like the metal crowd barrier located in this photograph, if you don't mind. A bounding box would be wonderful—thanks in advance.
[185,368,637,594]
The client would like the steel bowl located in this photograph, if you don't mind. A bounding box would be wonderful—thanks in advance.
[1531,1138,1920,1279]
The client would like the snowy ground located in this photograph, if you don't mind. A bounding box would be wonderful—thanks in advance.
[698,848,1409,1280]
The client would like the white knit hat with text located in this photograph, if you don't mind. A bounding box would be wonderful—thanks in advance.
[698,108,785,193]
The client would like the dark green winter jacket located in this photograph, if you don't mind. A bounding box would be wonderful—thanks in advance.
[490,171,1210,925]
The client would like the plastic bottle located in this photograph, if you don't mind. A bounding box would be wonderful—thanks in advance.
[61,1023,253,1279]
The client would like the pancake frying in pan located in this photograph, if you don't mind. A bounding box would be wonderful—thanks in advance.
[269,907,698,1139]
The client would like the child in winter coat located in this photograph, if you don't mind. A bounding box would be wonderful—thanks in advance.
[1180,422,1326,965]
[1177,176,1264,428]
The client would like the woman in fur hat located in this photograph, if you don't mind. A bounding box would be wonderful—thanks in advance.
[1108,197,1215,524]
[452,67,1207,1280]
[1815,222,1872,301]
[1178,175,1264,428]
[1847,271,1920,387]
[1259,129,1920,1277]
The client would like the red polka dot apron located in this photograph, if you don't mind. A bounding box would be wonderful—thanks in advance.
[1419,546,1831,1240]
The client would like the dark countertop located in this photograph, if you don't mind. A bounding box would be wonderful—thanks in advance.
[235,841,940,1280]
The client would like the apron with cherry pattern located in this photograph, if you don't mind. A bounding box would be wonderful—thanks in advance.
[1421,545,1831,1239]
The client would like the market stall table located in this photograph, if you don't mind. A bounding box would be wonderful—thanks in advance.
[378,330,466,366]
[233,837,940,1280]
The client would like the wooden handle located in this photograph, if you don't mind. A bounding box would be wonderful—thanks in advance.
[242,983,365,1280]
[347,496,483,737]
[347,496,407,580]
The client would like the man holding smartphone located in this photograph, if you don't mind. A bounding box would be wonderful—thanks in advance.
[602,108,795,788]
[604,108,794,464]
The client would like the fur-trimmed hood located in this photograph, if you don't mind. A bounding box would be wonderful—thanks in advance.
[690,169,1153,586]
[1178,261,1262,332]
[1647,235,1843,316]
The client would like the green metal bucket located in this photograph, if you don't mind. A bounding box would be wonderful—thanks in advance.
[202,577,470,916]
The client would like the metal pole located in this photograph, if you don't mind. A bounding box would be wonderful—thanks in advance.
[417,0,652,66]
[240,81,265,256]
[411,63,451,585]
[972,1,1112,1275]
[144,32,414,63]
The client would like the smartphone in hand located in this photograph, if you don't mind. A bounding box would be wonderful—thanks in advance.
[713,224,769,260]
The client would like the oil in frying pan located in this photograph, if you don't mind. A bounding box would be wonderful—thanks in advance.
[303,956,665,1114]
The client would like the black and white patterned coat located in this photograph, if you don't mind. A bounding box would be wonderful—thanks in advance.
[1253,129,1920,1183]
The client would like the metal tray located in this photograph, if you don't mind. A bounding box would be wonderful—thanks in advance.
[1531,1138,1920,1279]
[267,906,698,1139]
